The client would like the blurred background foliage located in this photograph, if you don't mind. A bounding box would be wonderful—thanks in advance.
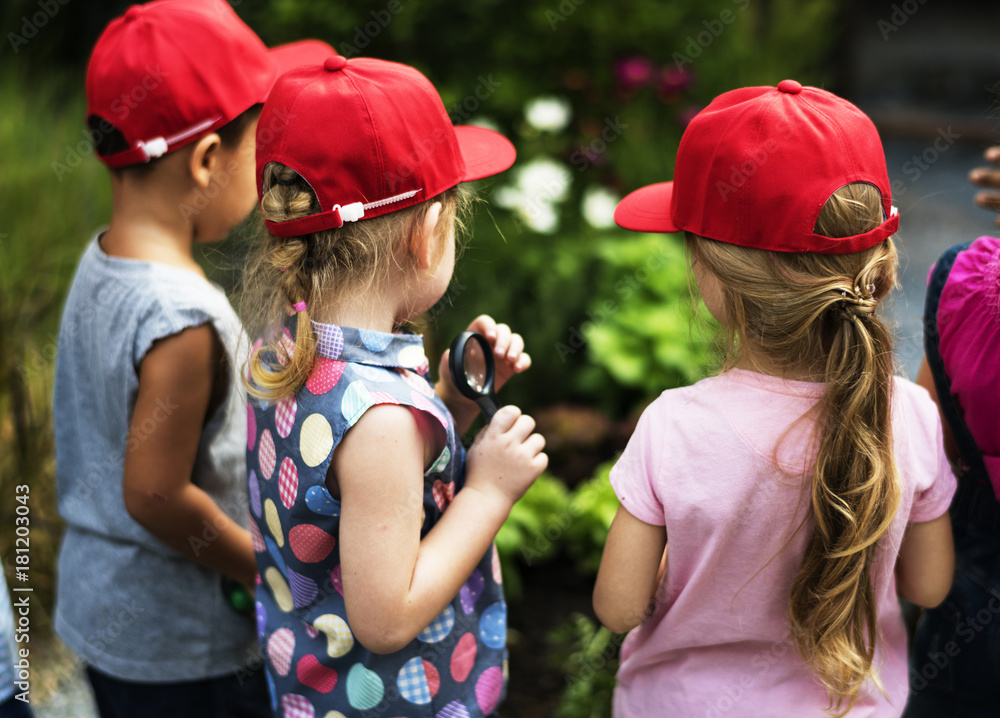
[0,0,844,712]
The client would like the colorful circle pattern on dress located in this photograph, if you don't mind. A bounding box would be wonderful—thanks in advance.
[259,429,276,478]
[479,602,506,650]
[476,666,503,715]
[307,358,346,395]
[277,328,297,367]
[346,663,385,711]
[397,656,432,705]
[436,700,471,718]
[300,414,334,467]
[459,570,484,616]
[247,403,257,450]
[341,381,374,426]
[397,344,428,371]
[492,544,502,585]
[313,614,354,658]
[289,523,336,563]
[423,659,441,699]
[450,632,477,683]
[432,480,455,512]
[305,485,340,517]
[296,654,339,694]
[287,567,319,610]
[276,395,298,438]
[249,469,262,518]
[281,693,315,718]
[360,329,393,352]
[265,566,294,613]
[249,516,266,552]
[279,457,299,509]
[267,627,295,676]
[265,498,284,547]
[417,605,455,644]
[314,323,344,359]
[265,536,286,574]
[427,445,451,476]
[255,601,267,641]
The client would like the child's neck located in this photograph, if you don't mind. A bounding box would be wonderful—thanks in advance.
[310,290,405,334]
[733,352,824,383]
[100,174,203,276]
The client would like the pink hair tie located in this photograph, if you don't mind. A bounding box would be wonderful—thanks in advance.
[293,301,307,313]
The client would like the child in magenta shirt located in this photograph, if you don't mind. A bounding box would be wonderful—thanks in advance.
[594,81,957,717]
[905,145,1000,715]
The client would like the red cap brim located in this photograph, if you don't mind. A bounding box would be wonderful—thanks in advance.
[269,40,337,86]
[614,182,680,233]
[455,126,517,182]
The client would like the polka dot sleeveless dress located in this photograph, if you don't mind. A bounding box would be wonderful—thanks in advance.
[249,323,507,718]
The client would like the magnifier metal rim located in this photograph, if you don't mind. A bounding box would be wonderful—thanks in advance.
[448,331,496,402]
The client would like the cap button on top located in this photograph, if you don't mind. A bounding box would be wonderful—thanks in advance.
[777,79,802,94]
[324,56,348,72]
[124,6,143,22]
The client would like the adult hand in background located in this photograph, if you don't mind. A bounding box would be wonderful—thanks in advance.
[970,146,1000,227]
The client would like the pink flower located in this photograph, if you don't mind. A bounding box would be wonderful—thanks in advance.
[659,67,693,95]
[615,56,654,89]
[678,105,702,129]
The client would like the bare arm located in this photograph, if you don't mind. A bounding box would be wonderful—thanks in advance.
[334,403,546,654]
[897,513,954,608]
[122,324,257,590]
[593,505,667,634]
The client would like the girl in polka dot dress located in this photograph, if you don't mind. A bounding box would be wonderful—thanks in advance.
[239,56,548,718]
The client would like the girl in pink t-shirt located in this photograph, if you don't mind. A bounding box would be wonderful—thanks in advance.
[594,81,957,717]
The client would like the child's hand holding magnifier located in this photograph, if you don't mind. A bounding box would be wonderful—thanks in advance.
[435,314,531,431]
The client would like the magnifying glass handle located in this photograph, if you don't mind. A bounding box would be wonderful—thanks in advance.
[476,395,500,423]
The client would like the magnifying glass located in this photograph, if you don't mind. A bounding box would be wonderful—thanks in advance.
[448,331,501,422]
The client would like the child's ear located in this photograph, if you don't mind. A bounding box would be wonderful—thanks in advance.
[188,133,222,189]
[410,201,443,270]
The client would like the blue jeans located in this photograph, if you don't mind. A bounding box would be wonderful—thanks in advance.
[905,478,1000,717]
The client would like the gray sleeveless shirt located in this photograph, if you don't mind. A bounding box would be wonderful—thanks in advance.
[53,234,256,681]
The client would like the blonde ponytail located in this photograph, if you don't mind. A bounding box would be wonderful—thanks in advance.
[239,163,466,402]
[688,183,900,715]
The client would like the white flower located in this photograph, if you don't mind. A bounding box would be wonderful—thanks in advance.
[495,157,573,234]
[524,95,572,133]
[581,186,620,229]
[516,158,571,203]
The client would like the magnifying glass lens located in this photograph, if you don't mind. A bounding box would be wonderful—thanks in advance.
[463,339,488,392]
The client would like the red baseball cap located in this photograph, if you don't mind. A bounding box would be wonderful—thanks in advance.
[86,0,333,169]
[256,55,516,238]
[614,80,899,254]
